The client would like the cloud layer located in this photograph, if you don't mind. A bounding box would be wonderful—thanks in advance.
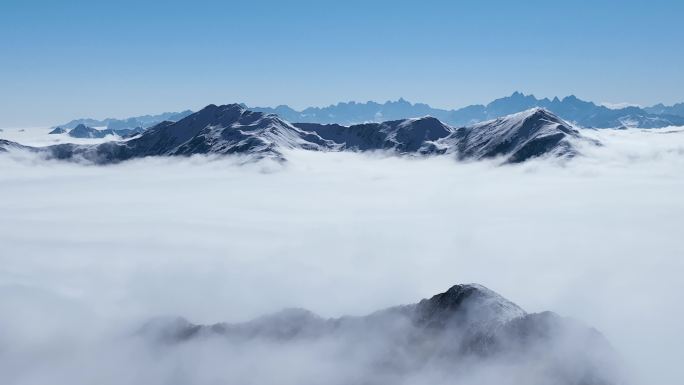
[1,127,683,384]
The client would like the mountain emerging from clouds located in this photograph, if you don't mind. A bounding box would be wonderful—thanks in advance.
[5,104,594,164]
[142,283,622,385]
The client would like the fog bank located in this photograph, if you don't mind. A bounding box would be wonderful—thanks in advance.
[1,127,683,384]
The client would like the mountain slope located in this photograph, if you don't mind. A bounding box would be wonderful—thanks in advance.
[294,116,453,153]
[141,283,622,385]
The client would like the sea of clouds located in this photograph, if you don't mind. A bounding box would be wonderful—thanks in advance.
[1,126,683,384]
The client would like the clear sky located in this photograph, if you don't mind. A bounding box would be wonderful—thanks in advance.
[1,0,683,127]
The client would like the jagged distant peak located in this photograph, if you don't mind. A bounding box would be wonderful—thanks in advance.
[52,92,684,133]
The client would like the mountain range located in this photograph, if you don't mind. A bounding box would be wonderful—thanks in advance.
[141,283,622,385]
[251,92,684,128]
[52,93,684,131]
[5,104,595,164]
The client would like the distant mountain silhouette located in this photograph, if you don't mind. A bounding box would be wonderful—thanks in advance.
[51,93,684,133]
[250,92,684,128]
[55,110,193,131]
[645,102,684,117]
[63,124,145,139]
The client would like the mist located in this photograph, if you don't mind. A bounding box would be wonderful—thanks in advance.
[1,127,683,384]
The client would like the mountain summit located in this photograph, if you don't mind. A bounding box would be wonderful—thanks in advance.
[443,107,586,162]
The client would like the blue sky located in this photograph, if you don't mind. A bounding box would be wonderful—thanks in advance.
[1,0,683,127]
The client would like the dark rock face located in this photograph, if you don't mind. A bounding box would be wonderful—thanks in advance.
[140,284,622,385]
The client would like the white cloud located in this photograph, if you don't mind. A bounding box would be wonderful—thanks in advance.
[1,127,684,384]
[600,102,642,110]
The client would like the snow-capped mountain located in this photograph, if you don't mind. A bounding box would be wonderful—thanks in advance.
[442,108,588,162]
[0,105,594,164]
[141,283,621,385]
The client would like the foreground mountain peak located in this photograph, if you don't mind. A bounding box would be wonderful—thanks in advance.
[411,283,526,329]
[445,107,585,162]
[139,283,622,385]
